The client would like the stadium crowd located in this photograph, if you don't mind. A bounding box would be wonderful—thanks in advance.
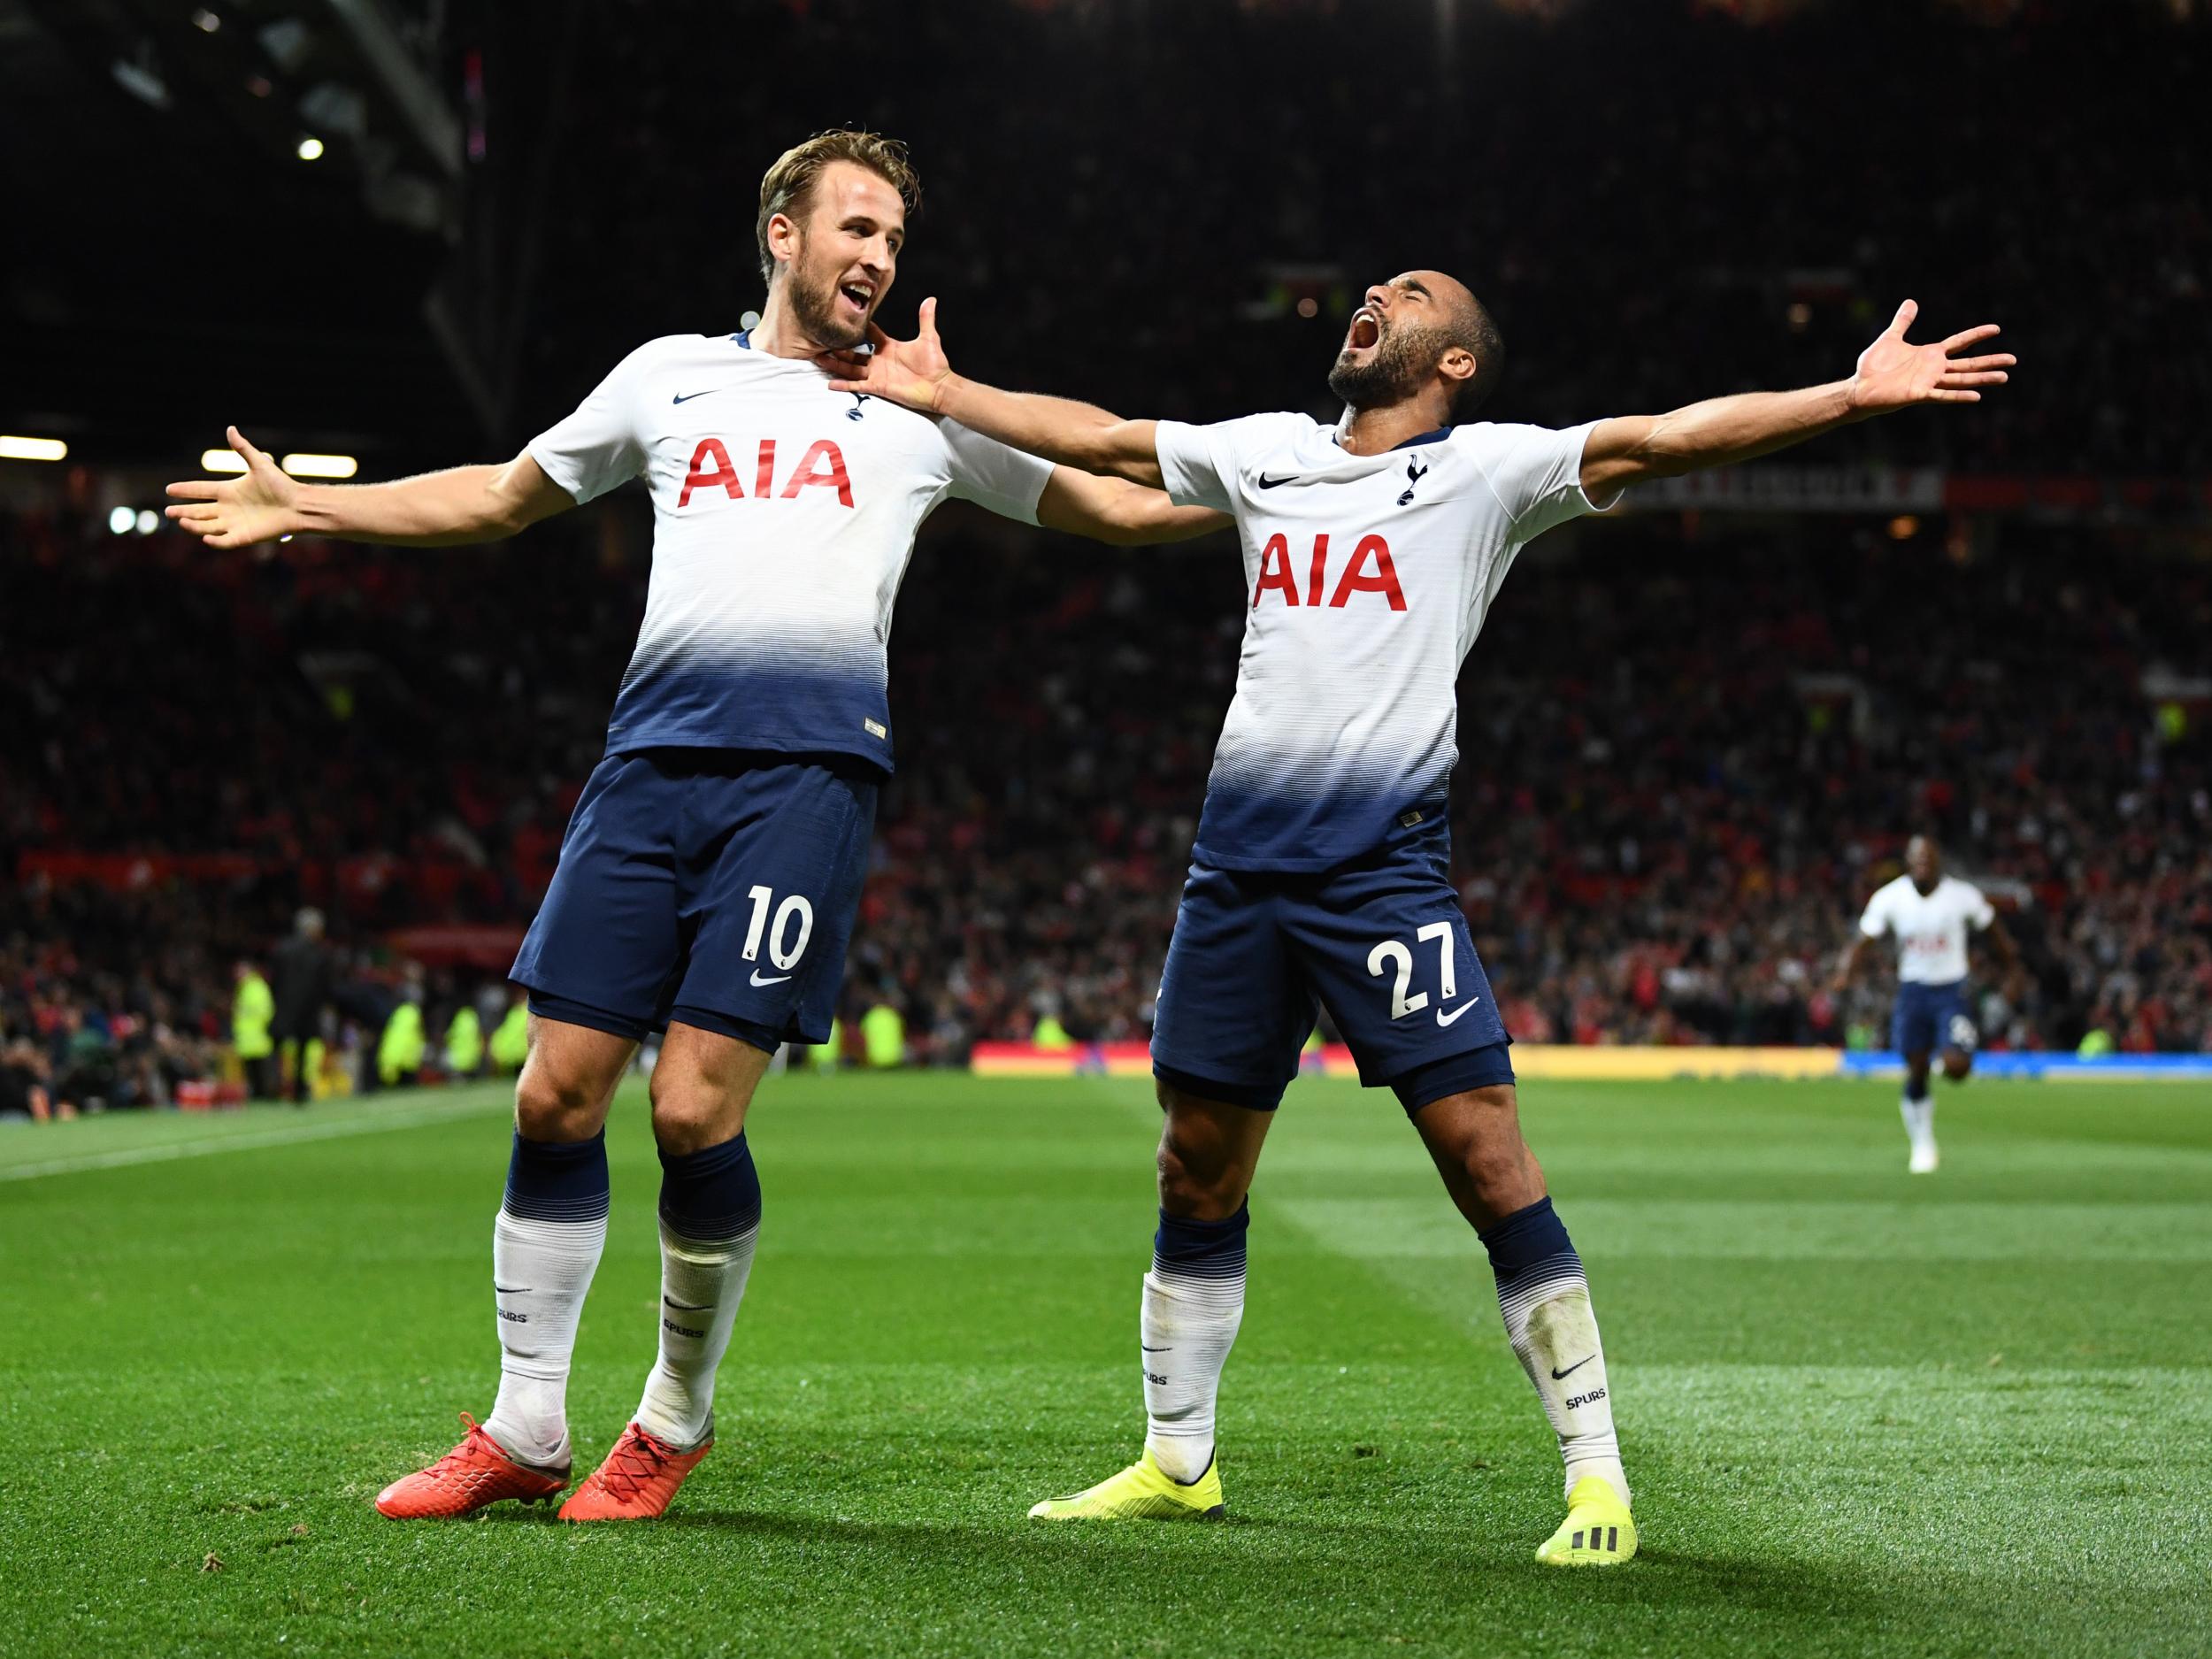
[6,0,2210,1109]
[4,488,2208,1114]
[0,878,234,1118]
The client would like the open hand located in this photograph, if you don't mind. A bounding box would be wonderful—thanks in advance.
[165,427,299,548]
[820,296,956,412]
[1847,300,2015,415]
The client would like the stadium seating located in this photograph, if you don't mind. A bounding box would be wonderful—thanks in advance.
[5,495,2206,1112]
[6,1,2209,1103]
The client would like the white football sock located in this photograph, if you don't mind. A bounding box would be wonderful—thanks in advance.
[634,1217,758,1450]
[1141,1208,1248,1484]
[1483,1199,1627,1506]
[484,1206,606,1468]
[1509,1282,1628,1504]
[1901,1093,1936,1147]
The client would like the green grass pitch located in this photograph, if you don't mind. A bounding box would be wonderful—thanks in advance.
[3,1072,2208,1657]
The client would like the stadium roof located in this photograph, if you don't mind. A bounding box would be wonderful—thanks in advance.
[0,0,467,466]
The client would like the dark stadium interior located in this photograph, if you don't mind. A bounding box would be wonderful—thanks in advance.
[4,0,2209,1113]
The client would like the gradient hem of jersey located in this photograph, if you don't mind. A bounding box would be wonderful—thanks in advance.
[1190,797,1451,876]
[602,725,895,775]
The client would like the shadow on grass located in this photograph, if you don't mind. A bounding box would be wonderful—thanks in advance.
[625,1505,2186,1655]
[258,1494,2202,1657]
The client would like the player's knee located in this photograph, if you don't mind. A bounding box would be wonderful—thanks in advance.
[1156,1145,1245,1218]
[648,1059,750,1156]
[513,1064,605,1142]
[1458,1087,1523,1170]
[649,1095,734,1156]
[1942,1050,1973,1082]
[1429,1083,1533,1204]
[1155,1126,1246,1220]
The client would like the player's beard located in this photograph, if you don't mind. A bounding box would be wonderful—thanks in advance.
[1328,317,1454,411]
[784,238,872,352]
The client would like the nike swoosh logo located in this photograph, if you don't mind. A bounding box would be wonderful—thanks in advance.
[1550,1355,1596,1380]
[1140,1345,1171,1353]
[1436,997,1483,1027]
[494,1286,531,1294]
[749,969,792,986]
[672,389,722,404]
[1256,473,1297,489]
[664,1296,713,1312]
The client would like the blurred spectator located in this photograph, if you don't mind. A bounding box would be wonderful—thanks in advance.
[444,1000,485,1081]
[860,1002,908,1070]
[1,1035,56,1122]
[376,966,429,1090]
[269,909,334,1105]
[488,991,532,1075]
[233,959,277,1099]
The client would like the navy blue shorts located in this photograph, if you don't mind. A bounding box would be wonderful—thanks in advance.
[1893,979,1969,1056]
[511,749,877,1052]
[1150,826,1513,1114]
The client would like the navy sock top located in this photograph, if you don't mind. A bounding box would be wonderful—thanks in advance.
[657,1131,763,1240]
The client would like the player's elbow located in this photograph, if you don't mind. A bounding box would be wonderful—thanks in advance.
[1581,420,1676,498]
[1624,433,1694,483]
[1608,414,1699,483]
[1088,423,1163,488]
[1133,504,1229,546]
[1098,494,1180,545]
[1083,510,1157,548]
[1070,478,1198,546]
[480,486,543,541]
[481,456,568,541]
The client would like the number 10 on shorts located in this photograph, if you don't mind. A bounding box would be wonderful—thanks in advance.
[1368,921,1456,1020]
[741,885,816,970]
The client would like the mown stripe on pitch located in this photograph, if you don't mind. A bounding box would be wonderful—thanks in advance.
[0,1096,500,1183]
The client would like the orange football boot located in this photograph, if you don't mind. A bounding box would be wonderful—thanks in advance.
[557,1421,711,1521]
[373,1412,568,1519]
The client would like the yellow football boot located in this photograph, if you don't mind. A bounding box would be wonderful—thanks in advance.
[1534,1474,1637,1566]
[1027,1447,1225,1522]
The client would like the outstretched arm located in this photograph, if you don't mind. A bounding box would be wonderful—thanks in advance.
[1830,933,1878,998]
[166,427,575,549]
[1979,915,2027,998]
[1579,300,2015,499]
[823,299,1164,487]
[1036,467,1230,545]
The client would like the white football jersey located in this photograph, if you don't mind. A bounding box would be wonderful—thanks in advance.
[1857,873,1995,984]
[529,332,1052,769]
[1156,413,1610,870]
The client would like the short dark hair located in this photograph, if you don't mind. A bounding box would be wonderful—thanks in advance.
[1447,289,1506,419]
[756,129,921,286]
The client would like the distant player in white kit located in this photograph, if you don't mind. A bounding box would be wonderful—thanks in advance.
[831,272,2014,1563]
[1832,835,2023,1173]
[165,130,1221,1523]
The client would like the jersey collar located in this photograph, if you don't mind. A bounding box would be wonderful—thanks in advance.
[732,329,751,349]
[1393,426,1453,449]
[1330,423,1455,452]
